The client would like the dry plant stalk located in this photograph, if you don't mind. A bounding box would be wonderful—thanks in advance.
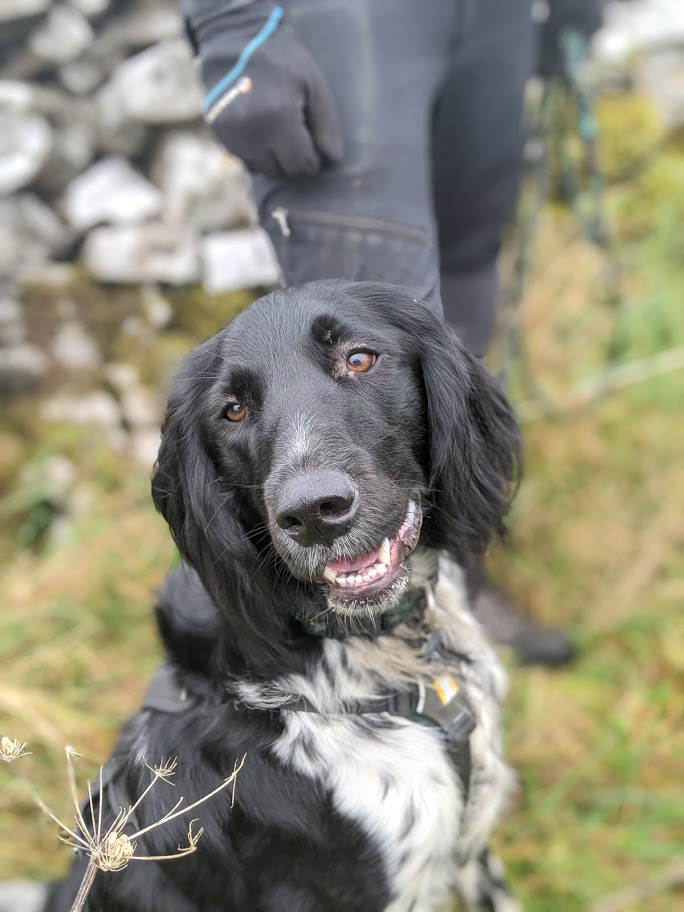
[2,736,245,912]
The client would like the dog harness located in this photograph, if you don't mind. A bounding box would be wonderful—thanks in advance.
[141,657,474,797]
[79,597,476,837]
[141,581,477,796]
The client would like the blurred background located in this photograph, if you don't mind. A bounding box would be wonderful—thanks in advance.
[0,1,682,910]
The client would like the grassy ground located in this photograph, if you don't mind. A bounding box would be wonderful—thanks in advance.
[1,95,682,909]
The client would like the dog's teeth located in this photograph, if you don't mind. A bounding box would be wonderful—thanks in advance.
[375,562,387,577]
[367,566,378,579]
[377,538,391,565]
[322,566,337,584]
[336,575,348,587]
[353,574,364,587]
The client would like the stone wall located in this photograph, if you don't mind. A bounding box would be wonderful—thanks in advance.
[0,0,280,404]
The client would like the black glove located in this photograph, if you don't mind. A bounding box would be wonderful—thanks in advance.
[185,0,343,179]
[539,0,604,77]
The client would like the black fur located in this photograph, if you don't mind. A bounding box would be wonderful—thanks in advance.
[46,281,519,912]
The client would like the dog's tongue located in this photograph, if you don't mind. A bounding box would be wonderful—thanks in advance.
[326,549,378,573]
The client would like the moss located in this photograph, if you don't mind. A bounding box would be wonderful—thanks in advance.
[166,284,258,343]
[613,151,684,241]
[596,92,666,183]
[0,432,25,489]
[21,276,144,364]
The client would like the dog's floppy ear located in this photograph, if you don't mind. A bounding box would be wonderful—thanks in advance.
[354,283,520,561]
[152,336,287,665]
[421,326,521,558]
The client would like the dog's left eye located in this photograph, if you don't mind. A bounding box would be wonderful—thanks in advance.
[226,402,247,422]
[346,351,377,373]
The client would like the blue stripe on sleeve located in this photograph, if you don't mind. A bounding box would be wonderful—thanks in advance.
[203,5,284,113]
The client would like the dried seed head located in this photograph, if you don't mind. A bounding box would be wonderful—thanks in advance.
[0,737,30,763]
[93,831,136,872]
[149,757,178,780]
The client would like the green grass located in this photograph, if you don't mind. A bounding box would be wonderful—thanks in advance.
[1,95,682,907]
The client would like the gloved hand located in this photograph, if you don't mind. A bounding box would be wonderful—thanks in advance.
[184,0,343,179]
[539,0,604,77]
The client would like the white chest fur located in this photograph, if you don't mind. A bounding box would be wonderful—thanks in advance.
[274,699,463,912]
[236,555,511,912]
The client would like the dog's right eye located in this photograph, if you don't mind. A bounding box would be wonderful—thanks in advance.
[226,402,247,422]
[346,351,377,373]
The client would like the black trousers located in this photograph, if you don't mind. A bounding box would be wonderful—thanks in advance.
[252,0,535,356]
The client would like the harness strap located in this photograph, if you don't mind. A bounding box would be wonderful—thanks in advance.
[278,680,474,797]
[142,663,475,796]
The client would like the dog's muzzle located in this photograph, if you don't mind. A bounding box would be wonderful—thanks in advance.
[321,498,423,613]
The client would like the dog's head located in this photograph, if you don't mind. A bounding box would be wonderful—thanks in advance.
[152,281,519,662]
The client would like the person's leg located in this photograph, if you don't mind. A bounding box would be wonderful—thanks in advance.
[431,0,535,355]
[250,0,458,312]
[431,1,574,667]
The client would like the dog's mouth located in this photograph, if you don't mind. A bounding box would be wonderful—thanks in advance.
[320,499,422,610]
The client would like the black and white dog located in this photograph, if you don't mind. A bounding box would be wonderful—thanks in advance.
[48,280,520,912]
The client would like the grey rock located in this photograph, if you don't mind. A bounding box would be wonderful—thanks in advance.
[120,313,156,346]
[37,118,95,191]
[0,82,98,189]
[62,157,162,231]
[104,362,140,396]
[59,57,109,95]
[67,0,111,17]
[140,288,173,329]
[120,384,160,429]
[0,880,48,912]
[131,427,163,467]
[94,80,148,156]
[55,18,128,95]
[19,454,77,504]
[0,1,51,23]
[57,7,179,94]
[0,81,33,109]
[0,344,48,395]
[152,131,254,231]
[118,5,181,48]
[2,79,94,125]
[200,229,281,294]
[0,106,51,195]
[0,7,50,77]
[29,4,93,65]
[42,390,122,433]
[0,195,71,277]
[19,261,75,287]
[83,223,200,284]
[17,194,68,249]
[101,40,202,125]
[52,321,101,369]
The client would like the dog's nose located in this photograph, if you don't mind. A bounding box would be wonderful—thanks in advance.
[275,471,358,546]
